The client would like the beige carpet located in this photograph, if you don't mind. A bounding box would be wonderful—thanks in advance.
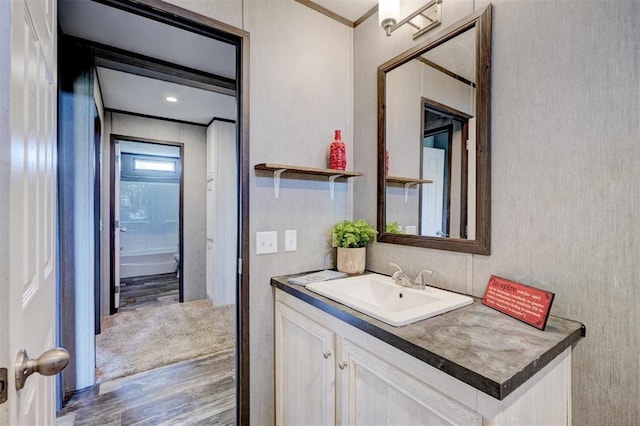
[96,299,235,383]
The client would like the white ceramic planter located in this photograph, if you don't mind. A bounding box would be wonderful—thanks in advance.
[336,247,366,275]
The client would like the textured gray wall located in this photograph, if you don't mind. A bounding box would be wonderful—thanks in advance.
[116,1,353,422]
[132,0,639,423]
[355,1,640,424]
[245,1,353,422]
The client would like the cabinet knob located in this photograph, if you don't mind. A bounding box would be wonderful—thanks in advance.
[338,361,347,370]
[323,351,331,359]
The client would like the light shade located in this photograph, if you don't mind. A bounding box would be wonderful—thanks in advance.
[379,0,400,36]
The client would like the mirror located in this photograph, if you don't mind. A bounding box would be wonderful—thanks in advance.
[378,5,492,254]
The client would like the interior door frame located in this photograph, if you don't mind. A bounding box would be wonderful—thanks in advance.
[93,105,102,333]
[419,124,453,236]
[420,97,473,240]
[110,135,185,313]
[69,0,251,423]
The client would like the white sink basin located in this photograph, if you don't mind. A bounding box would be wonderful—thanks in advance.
[305,273,473,327]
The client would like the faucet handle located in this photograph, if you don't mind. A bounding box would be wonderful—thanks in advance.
[389,263,403,274]
[415,270,433,286]
[389,263,404,280]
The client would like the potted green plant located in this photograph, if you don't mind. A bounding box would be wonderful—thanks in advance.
[385,222,403,234]
[331,219,377,275]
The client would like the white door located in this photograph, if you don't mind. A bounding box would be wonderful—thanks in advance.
[421,147,445,237]
[212,121,237,306]
[1,0,64,423]
[275,301,336,425]
[113,142,121,309]
[340,339,482,425]
[467,118,476,240]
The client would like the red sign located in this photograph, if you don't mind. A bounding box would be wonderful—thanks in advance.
[482,276,555,330]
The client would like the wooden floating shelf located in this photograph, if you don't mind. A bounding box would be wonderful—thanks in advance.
[386,176,433,203]
[254,163,363,200]
[254,163,363,178]
[386,176,433,185]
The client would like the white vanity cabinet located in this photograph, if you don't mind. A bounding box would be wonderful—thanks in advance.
[338,338,482,425]
[275,301,336,425]
[276,293,481,425]
[275,289,574,426]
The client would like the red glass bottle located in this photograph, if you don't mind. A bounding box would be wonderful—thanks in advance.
[329,130,346,170]
[385,150,389,176]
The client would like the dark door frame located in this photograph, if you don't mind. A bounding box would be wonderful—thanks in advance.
[419,124,453,236]
[109,135,185,313]
[72,0,251,423]
[420,97,473,240]
[93,105,102,334]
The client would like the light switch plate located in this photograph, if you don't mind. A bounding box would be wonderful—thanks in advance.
[285,230,297,252]
[256,231,278,254]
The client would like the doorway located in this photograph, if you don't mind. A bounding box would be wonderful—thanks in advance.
[420,98,471,240]
[111,138,184,313]
[56,0,250,423]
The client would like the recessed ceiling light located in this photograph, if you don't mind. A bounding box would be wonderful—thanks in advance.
[165,96,178,103]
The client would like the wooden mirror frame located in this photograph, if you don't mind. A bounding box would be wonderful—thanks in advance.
[377,5,492,255]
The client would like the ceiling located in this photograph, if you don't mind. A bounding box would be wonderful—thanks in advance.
[58,0,462,124]
[422,26,476,84]
[57,0,237,124]
[57,0,378,125]
[96,67,237,125]
[309,0,377,21]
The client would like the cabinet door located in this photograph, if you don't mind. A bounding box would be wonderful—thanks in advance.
[340,340,481,426]
[275,301,336,426]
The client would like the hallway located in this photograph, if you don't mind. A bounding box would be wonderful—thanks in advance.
[96,299,235,383]
[57,348,235,425]
[119,273,180,312]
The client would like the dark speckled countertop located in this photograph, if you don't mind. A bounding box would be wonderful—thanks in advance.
[271,272,585,400]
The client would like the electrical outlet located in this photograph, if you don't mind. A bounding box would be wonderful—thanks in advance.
[285,230,297,252]
[256,231,278,255]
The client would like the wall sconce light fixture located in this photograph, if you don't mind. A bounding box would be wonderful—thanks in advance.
[380,0,442,39]
[379,0,400,36]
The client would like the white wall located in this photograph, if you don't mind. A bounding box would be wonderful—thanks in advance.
[140,0,640,423]
[101,112,208,310]
[94,70,111,322]
[206,119,237,306]
[59,59,98,390]
[385,59,471,234]
[246,1,353,422]
[90,2,353,422]
[355,1,640,424]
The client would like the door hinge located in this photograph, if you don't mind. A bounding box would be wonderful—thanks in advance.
[466,139,470,150]
[0,367,7,404]
[237,258,242,275]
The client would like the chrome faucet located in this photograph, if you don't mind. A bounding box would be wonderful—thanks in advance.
[389,263,433,290]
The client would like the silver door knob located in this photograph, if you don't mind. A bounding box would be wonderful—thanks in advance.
[15,348,70,390]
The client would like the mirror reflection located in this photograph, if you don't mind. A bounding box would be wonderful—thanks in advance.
[378,5,491,254]
[385,26,476,239]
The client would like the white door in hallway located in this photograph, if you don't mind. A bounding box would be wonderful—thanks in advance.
[420,147,445,237]
[113,142,122,309]
[0,0,60,423]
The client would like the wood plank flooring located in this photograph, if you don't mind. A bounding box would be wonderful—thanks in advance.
[119,273,179,312]
[57,348,236,426]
